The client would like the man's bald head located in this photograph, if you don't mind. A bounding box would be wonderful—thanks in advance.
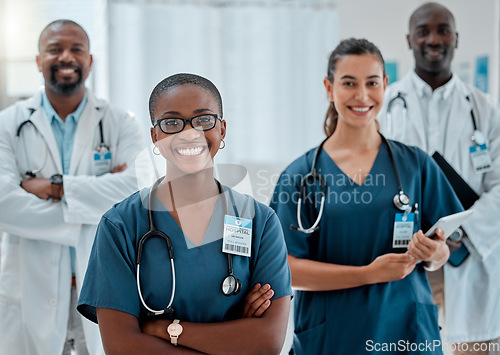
[409,2,456,32]
[38,20,89,52]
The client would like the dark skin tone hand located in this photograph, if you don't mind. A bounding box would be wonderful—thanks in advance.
[20,163,127,200]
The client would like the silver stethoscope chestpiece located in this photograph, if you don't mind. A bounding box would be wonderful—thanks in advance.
[393,192,410,211]
[222,274,240,296]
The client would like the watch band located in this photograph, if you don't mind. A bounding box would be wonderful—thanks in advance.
[50,174,63,201]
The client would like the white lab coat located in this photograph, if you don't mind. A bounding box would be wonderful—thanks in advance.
[379,71,500,343]
[0,89,145,355]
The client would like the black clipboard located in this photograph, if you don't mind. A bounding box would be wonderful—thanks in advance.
[432,152,479,209]
[432,152,479,266]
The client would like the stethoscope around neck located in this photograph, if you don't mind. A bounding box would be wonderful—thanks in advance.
[136,177,242,319]
[14,108,109,178]
[386,91,486,146]
[291,133,411,234]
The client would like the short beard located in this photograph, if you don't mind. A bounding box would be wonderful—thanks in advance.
[47,65,84,96]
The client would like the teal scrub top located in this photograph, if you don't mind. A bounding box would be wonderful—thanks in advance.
[78,186,292,324]
[270,140,463,355]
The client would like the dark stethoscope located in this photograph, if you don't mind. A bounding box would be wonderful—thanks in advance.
[386,92,407,140]
[136,177,242,318]
[291,133,411,234]
[14,108,109,178]
[386,91,485,146]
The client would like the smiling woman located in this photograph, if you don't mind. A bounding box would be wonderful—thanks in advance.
[77,73,292,355]
[269,38,463,354]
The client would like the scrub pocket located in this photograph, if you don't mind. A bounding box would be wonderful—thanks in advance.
[415,302,443,355]
[293,321,327,355]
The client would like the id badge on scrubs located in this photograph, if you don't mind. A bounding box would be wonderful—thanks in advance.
[94,149,112,176]
[392,213,415,248]
[469,144,493,174]
[222,215,252,257]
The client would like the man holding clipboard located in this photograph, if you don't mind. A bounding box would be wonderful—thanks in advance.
[379,3,500,354]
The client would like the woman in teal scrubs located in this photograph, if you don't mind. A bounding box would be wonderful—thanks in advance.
[78,73,292,354]
[270,39,463,354]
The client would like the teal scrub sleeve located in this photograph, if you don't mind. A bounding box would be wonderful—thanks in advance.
[77,210,141,323]
[249,209,292,300]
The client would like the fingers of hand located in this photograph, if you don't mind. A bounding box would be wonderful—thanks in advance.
[409,232,437,259]
[434,228,447,242]
[244,288,274,318]
[243,284,273,317]
[252,298,272,318]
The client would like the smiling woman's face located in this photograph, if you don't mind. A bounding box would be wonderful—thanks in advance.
[150,84,226,177]
[324,53,387,130]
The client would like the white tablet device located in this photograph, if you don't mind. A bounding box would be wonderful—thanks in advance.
[425,210,474,239]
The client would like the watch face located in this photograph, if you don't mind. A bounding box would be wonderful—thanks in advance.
[168,323,183,336]
[50,174,63,185]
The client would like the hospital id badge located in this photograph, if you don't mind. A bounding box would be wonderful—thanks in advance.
[469,144,493,174]
[94,150,112,176]
[223,215,252,257]
[392,213,415,248]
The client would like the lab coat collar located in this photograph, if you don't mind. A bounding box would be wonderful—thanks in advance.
[410,70,457,101]
[69,90,108,175]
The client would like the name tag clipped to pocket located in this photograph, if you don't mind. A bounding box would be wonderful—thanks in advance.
[469,144,493,174]
[223,215,252,257]
[94,145,112,176]
[393,209,415,248]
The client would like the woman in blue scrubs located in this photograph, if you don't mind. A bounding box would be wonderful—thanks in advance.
[270,39,463,354]
[78,73,292,354]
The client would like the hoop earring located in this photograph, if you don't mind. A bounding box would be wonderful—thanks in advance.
[153,145,161,155]
[219,139,226,150]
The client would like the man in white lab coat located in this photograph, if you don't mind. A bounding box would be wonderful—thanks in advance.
[0,20,145,354]
[379,3,500,354]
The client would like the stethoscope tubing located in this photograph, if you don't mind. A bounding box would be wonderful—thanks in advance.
[15,112,109,178]
[15,118,49,178]
[137,177,243,317]
[388,91,484,146]
[293,133,410,234]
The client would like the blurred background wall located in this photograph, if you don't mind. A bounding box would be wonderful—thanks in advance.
[0,0,498,201]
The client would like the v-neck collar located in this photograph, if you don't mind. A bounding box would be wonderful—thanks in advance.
[152,192,225,249]
[322,143,385,188]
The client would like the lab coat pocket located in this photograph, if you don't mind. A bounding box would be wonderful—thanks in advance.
[0,238,21,303]
[293,322,327,354]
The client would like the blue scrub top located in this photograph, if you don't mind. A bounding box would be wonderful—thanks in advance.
[78,186,292,324]
[270,140,463,355]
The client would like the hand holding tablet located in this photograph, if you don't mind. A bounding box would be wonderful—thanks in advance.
[425,210,474,239]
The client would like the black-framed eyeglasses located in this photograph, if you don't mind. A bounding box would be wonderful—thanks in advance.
[153,114,223,134]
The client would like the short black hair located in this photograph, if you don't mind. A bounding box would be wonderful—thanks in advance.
[409,2,456,32]
[38,19,90,51]
[149,73,223,124]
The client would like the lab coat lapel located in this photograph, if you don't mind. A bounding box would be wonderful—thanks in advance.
[443,83,471,158]
[69,91,104,175]
[26,92,63,173]
[401,74,428,148]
